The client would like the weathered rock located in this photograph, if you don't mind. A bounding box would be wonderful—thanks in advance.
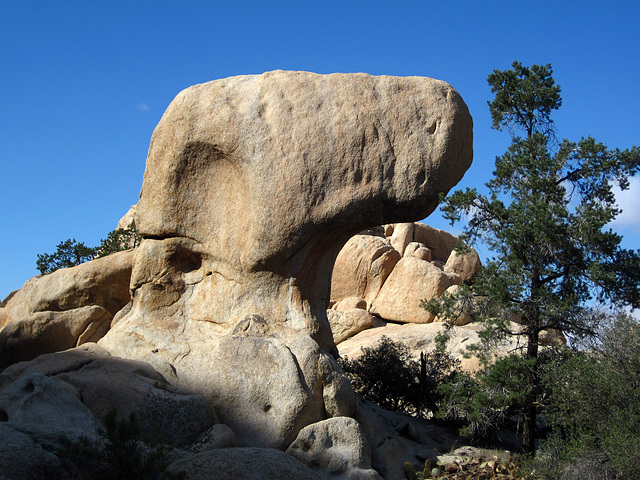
[188,423,238,453]
[167,448,322,480]
[337,321,522,373]
[333,296,369,311]
[331,234,401,307]
[0,424,62,480]
[99,70,473,449]
[0,250,134,369]
[412,223,459,263]
[370,256,452,324]
[328,309,378,344]
[444,247,481,283]
[353,398,458,480]
[436,285,472,326]
[287,417,382,480]
[0,306,111,371]
[101,316,356,449]
[389,223,415,256]
[540,328,567,346]
[0,343,216,447]
[404,242,432,261]
[0,372,100,450]
[117,204,137,230]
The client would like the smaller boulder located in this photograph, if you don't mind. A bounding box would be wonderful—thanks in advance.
[328,309,377,344]
[370,257,452,324]
[286,417,382,480]
[404,242,432,261]
[444,247,481,283]
[167,448,322,480]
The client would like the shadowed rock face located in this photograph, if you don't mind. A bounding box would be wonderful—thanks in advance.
[129,70,473,351]
[99,70,473,450]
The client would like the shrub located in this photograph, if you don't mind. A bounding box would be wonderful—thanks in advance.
[338,336,460,418]
[536,312,640,479]
[58,409,184,480]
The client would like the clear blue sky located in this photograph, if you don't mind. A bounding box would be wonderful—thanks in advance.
[1,0,639,299]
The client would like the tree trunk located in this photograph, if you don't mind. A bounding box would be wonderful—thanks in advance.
[522,319,540,454]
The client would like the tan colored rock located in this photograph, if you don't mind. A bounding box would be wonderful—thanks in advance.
[333,296,368,311]
[99,70,472,449]
[353,398,458,480]
[386,223,459,263]
[370,256,452,324]
[129,70,472,351]
[389,223,415,256]
[331,235,401,307]
[435,285,472,326]
[167,448,322,480]
[0,306,112,370]
[101,315,357,450]
[404,242,432,261]
[540,328,567,346]
[412,223,459,263]
[0,250,134,369]
[117,204,137,230]
[337,321,522,373]
[286,417,382,480]
[444,247,481,283]
[328,309,377,344]
[0,343,216,447]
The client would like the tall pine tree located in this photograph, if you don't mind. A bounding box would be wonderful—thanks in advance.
[430,61,640,453]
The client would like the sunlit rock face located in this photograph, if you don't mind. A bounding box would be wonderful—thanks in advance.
[99,70,473,449]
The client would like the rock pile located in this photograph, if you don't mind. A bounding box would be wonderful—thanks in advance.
[0,70,473,479]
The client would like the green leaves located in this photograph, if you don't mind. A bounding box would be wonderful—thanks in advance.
[36,226,141,275]
[431,60,640,454]
[36,239,96,275]
[338,336,460,418]
[487,61,561,138]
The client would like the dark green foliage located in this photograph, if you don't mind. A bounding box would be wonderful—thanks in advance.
[437,355,537,442]
[36,238,96,275]
[487,61,561,137]
[94,225,141,258]
[338,336,460,418]
[36,226,141,275]
[58,409,184,480]
[427,60,640,453]
[536,312,640,479]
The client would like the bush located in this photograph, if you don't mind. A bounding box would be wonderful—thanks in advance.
[437,354,537,442]
[536,312,640,479]
[58,409,184,480]
[338,336,460,418]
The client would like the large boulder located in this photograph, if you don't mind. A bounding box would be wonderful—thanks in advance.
[99,70,473,451]
[0,343,216,447]
[337,320,523,373]
[286,417,382,480]
[330,234,401,306]
[167,448,322,480]
[369,256,453,324]
[0,250,134,370]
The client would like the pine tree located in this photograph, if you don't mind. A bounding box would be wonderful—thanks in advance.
[429,61,640,453]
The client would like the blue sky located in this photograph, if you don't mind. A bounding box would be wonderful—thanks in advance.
[1,1,639,298]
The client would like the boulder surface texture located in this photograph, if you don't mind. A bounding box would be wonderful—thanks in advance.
[0,70,473,479]
[98,70,472,452]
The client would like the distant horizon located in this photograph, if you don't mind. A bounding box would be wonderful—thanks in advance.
[2,1,638,306]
